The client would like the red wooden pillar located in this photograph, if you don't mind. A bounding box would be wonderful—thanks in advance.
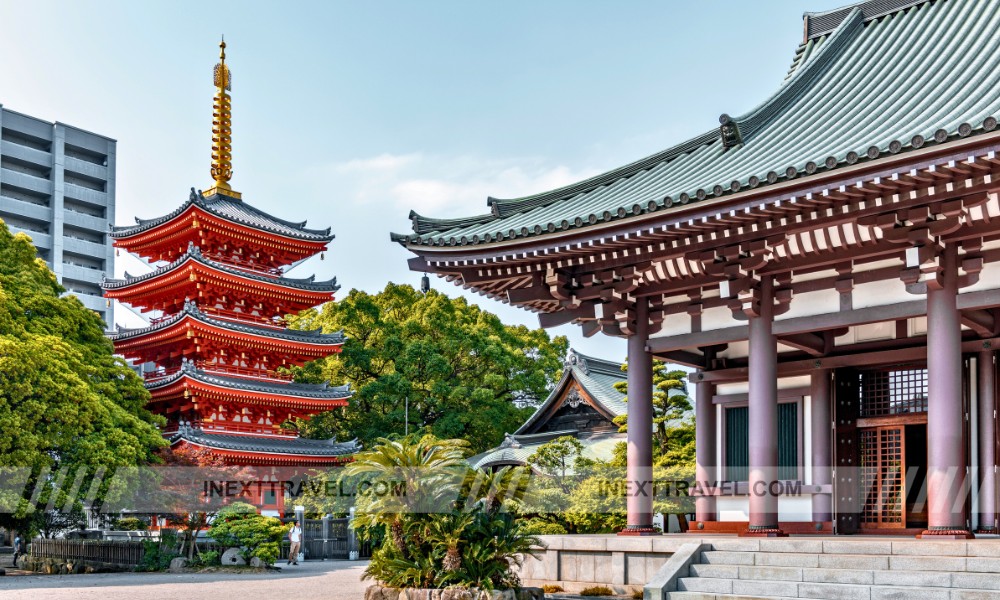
[620,297,658,535]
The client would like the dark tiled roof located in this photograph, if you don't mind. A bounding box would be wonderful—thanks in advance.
[110,188,334,242]
[392,0,1000,248]
[109,300,346,345]
[169,427,360,457]
[514,348,627,435]
[101,242,339,292]
[147,362,352,400]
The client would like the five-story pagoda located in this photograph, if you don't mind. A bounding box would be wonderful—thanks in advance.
[102,40,358,468]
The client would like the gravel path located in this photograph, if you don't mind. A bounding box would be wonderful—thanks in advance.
[0,560,370,600]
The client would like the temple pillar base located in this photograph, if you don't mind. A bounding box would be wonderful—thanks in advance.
[917,528,975,540]
[740,526,788,538]
[974,527,998,535]
[617,525,661,537]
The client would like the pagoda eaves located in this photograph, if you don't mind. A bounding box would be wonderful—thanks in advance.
[110,189,333,268]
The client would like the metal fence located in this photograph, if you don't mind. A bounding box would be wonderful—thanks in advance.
[31,539,146,566]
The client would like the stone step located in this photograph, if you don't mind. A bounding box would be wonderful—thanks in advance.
[687,565,1000,590]
[698,551,1000,574]
[672,579,1000,600]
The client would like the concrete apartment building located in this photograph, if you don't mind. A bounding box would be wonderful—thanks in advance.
[0,104,115,324]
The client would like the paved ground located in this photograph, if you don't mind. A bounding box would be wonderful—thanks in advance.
[0,560,371,600]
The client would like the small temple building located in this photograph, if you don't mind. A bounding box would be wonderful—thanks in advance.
[469,349,628,472]
[394,0,1000,537]
[102,41,358,490]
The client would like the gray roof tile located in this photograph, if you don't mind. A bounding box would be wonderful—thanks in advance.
[111,188,334,242]
[393,0,1000,248]
[169,427,360,457]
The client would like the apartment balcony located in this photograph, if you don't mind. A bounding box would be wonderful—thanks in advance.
[63,182,108,207]
[0,195,50,222]
[1,140,51,168]
[0,168,53,196]
[62,262,105,284]
[63,156,107,181]
[63,235,108,257]
[5,226,51,250]
[63,208,107,233]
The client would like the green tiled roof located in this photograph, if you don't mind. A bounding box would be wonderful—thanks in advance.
[514,349,627,434]
[468,430,625,472]
[393,0,1000,248]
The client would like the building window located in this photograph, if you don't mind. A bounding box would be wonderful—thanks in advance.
[725,402,798,481]
[860,367,928,417]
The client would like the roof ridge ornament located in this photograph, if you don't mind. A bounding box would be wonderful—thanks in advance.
[719,114,743,150]
[206,37,241,200]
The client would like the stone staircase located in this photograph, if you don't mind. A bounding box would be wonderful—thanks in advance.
[667,538,1000,600]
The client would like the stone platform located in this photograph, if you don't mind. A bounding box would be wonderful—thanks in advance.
[515,534,1000,598]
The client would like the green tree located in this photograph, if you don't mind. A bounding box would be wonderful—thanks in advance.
[527,435,593,493]
[0,220,166,534]
[207,502,289,565]
[612,361,695,466]
[285,283,568,453]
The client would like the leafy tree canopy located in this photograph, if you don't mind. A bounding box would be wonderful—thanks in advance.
[0,219,166,531]
[285,283,568,453]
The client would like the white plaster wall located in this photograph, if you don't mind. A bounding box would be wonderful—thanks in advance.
[716,495,815,522]
[962,260,1000,294]
[716,376,810,396]
[652,313,691,338]
[852,278,911,309]
[778,289,840,320]
[718,340,749,359]
[702,305,735,332]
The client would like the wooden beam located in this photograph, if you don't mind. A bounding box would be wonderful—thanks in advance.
[537,303,595,328]
[506,286,554,304]
[961,309,996,337]
[654,349,705,368]
[778,332,827,357]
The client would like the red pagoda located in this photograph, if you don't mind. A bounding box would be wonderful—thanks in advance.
[102,40,358,471]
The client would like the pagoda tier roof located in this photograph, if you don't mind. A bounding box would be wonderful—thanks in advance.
[147,361,352,402]
[101,243,338,303]
[168,427,360,461]
[391,0,1000,250]
[111,188,334,243]
[109,299,345,351]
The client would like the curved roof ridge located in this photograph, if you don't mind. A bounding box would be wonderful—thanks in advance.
[148,363,352,399]
[101,243,340,293]
[212,192,333,236]
[109,299,346,344]
[804,0,932,40]
[169,427,361,456]
[567,348,625,377]
[393,8,862,235]
[735,8,864,143]
[111,188,334,242]
[408,210,496,235]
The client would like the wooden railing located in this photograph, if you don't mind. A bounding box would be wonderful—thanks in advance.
[30,539,146,566]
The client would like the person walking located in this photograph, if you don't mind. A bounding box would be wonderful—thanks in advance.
[287,523,302,566]
[12,533,23,566]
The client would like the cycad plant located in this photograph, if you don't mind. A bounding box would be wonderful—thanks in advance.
[351,435,540,591]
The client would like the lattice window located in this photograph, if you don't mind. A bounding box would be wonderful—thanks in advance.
[860,427,905,528]
[859,367,928,417]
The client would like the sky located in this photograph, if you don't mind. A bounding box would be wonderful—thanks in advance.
[0,0,853,361]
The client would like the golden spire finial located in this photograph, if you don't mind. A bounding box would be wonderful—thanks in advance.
[207,36,240,198]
